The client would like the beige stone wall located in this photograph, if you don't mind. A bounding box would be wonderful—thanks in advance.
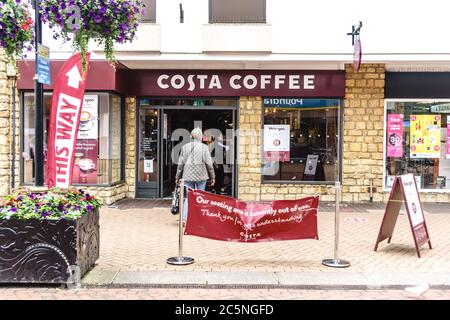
[0,51,10,196]
[342,63,385,202]
[0,50,20,196]
[125,97,136,198]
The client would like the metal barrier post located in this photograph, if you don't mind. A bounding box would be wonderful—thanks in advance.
[322,181,351,268]
[166,179,194,265]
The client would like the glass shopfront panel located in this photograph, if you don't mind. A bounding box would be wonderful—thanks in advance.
[21,92,123,186]
[384,100,450,191]
[262,98,341,183]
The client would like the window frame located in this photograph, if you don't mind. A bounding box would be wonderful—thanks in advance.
[141,0,156,23]
[383,98,450,193]
[19,90,125,187]
[209,0,266,24]
[260,98,343,185]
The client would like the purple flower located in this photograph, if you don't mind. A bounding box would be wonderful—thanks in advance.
[17,195,23,201]
[86,205,93,212]
[94,15,102,23]
[86,193,91,200]
[74,205,81,211]
[42,211,49,218]
[51,5,58,14]
[10,207,17,213]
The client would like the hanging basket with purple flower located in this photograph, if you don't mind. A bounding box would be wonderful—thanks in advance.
[39,0,145,70]
[0,0,34,63]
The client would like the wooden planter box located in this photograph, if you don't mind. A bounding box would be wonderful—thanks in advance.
[0,209,99,284]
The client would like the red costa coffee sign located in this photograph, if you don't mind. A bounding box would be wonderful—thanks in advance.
[127,70,345,97]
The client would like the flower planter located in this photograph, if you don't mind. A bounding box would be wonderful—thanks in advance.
[0,209,99,284]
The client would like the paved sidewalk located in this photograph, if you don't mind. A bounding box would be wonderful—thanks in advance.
[1,287,450,300]
[81,201,450,288]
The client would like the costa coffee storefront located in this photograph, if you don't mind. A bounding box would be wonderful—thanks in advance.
[17,61,352,203]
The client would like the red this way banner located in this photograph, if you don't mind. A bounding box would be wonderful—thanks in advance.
[185,190,319,242]
[46,53,90,188]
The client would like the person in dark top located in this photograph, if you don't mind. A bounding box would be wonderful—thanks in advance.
[211,133,229,195]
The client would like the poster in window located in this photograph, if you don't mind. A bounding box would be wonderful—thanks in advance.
[436,176,446,189]
[386,175,396,188]
[304,154,319,175]
[263,125,290,162]
[446,116,450,159]
[77,95,98,140]
[73,140,98,184]
[387,114,403,158]
[410,115,441,158]
[144,159,154,173]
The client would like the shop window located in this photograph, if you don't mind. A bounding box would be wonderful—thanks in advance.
[21,92,123,186]
[141,0,156,22]
[384,100,450,191]
[209,0,266,23]
[262,99,341,183]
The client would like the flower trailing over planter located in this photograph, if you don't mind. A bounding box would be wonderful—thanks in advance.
[0,188,102,220]
[39,0,145,70]
[0,0,34,63]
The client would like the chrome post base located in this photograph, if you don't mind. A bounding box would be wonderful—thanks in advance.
[322,258,351,268]
[166,256,195,265]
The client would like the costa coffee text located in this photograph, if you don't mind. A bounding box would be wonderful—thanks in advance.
[157,74,315,91]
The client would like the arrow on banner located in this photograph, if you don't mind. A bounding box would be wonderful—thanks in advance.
[66,65,83,89]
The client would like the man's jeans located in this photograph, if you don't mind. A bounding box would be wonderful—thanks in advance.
[183,180,207,222]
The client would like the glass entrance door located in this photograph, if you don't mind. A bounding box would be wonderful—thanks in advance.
[136,108,159,198]
[136,98,238,199]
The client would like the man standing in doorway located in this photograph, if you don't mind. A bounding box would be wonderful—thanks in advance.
[175,128,215,222]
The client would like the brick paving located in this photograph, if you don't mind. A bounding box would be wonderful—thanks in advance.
[2,201,450,300]
[92,203,450,273]
[0,287,449,300]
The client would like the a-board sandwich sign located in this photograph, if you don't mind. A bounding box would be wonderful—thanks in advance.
[374,174,432,258]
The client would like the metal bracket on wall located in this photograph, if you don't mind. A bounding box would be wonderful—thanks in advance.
[347,21,363,46]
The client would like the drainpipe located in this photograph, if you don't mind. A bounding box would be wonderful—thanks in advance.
[369,178,373,202]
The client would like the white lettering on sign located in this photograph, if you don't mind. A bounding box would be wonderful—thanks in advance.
[289,75,300,89]
[274,75,286,89]
[304,75,315,89]
[171,74,184,89]
[210,75,222,89]
[156,74,317,91]
[261,75,271,89]
[230,75,241,89]
[55,93,82,186]
[243,75,258,89]
[157,74,169,89]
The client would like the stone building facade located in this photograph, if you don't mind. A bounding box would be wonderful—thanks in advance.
[2,49,450,204]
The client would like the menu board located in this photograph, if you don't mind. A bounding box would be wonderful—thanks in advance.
[410,115,441,158]
[263,125,290,162]
[374,174,432,258]
[74,95,99,184]
[400,174,424,227]
[77,95,98,140]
